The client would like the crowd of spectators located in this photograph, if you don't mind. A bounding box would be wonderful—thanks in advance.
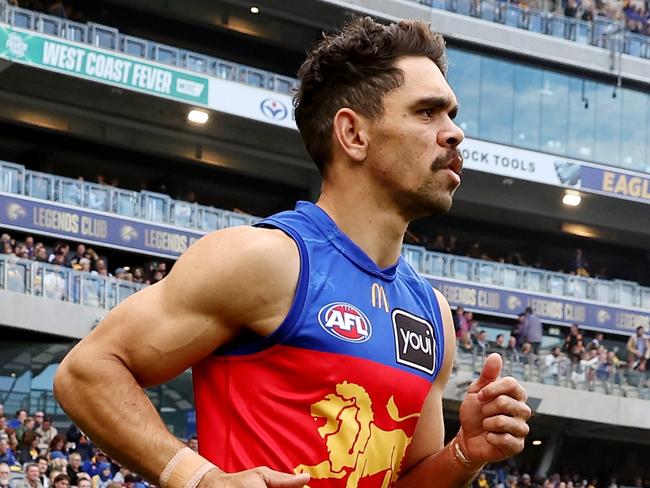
[0,232,169,286]
[474,467,648,487]
[0,406,201,488]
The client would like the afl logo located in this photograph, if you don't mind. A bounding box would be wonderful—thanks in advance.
[318,302,372,343]
[260,98,288,121]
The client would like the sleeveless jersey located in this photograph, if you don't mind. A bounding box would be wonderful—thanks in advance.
[193,201,446,488]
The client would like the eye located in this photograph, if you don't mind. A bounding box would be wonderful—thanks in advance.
[420,108,434,119]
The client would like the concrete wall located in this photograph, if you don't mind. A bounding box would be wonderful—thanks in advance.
[0,289,105,339]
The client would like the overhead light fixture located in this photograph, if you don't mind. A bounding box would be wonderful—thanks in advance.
[532,440,542,446]
[562,192,582,207]
[187,109,209,125]
[250,6,260,13]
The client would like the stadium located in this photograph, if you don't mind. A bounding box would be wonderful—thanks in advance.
[0,0,649,486]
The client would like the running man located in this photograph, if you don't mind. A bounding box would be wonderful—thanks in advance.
[55,17,531,488]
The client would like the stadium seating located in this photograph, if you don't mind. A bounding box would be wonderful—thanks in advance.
[3,159,650,312]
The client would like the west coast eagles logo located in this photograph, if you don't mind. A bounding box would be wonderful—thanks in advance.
[6,203,26,221]
[120,225,138,242]
[6,33,28,59]
[295,382,419,487]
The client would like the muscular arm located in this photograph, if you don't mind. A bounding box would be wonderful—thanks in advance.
[53,226,300,483]
[394,290,480,488]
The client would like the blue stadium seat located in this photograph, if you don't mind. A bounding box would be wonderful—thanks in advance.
[120,35,148,58]
[152,43,180,66]
[88,22,119,50]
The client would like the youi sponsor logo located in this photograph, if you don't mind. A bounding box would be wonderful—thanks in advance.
[392,309,435,374]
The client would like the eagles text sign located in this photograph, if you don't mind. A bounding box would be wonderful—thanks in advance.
[0,192,204,258]
[426,276,650,335]
[0,25,209,105]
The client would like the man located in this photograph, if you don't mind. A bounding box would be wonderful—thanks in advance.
[6,411,26,431]
[67,453,83,487]
[474,330,489,356]
[0,440,16,468]
[544,347,562,385]
[14,464,42,488]
[488,334,505,356]
[36,456,49,488]
[76,476,91,488]
[32,412,44,431]
[55,17,530,488]
[0,463,12,488]
[626,326,650,371]
[521,307,542,355]
[35,417,57,452]
[186,437,198,453]
[0,417,7,442]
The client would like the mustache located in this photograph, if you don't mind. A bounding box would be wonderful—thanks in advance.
[431,149,463,172]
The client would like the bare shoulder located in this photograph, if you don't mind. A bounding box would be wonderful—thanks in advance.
[432,287,456,384]
[166,225,301,332]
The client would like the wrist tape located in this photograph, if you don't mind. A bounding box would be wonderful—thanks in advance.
[159,447,218,488]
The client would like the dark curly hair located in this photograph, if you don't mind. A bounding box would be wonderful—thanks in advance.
[294,16,447,174]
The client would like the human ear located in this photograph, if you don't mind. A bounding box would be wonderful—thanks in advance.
[332,108,368,163]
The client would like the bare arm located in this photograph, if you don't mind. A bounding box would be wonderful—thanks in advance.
[54,226,302,484]
[395,290,531,488]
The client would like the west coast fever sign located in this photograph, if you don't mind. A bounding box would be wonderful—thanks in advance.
[426,276,650,335]
[0,25,208,104]
[0,192,204,259]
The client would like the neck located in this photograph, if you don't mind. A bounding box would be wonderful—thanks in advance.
[316,179,408,269]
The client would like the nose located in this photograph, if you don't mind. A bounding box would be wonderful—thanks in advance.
[437,119,464,149]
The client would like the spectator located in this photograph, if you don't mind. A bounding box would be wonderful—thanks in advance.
[69,245,86,268]
[18,431,40,465]
[48,436,67,460]
[15,417,35,444]
[520,342,534,364]
[570,248,589,276]
[36,456,49,488]
[35,418,58,452]
[92,260,109,277]
[32,412,44,431]
[15,464,42,488]
[504,336,521,363]
[51,475,69,488]
[76,476,91,488]
[7,411,26,430]
[48,243,70,266]
[0,439,17,468]
[66,453,82,486]
[521,307,543,355]
[24,236,35,258]
[0,417,8,442]
[82,451,108,478]
[34,247,48,262]
[111,467,130,485]
[0,463,11,488]
[458,331,474,354]
[589,332,604,350]
[489,333,506,355]
[512,313,526,346]
[131,267,146,284]
[445,235,457,254]
[90,464,112,488]
[544,346,562,384]
[474,330,489,356]
[78,258,92,273]
[626,326,650,371]
[2,242,13,255]
[186,436,198,453]
[428,234,445,252]
[453,307,466,337]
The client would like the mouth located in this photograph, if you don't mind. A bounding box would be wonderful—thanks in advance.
[447,152,463,178]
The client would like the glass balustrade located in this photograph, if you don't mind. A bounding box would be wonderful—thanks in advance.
[0,253,144,309]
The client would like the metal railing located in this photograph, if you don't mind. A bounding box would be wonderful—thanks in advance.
[401,244,650,311]
[0,1,299,95]
[1,160,258,231]
[0,253,145,309]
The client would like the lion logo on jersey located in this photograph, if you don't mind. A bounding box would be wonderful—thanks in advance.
[294,381,419,488]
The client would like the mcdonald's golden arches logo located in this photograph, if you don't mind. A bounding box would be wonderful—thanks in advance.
[371,283,389,313]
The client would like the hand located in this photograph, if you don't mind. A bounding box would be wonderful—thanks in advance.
[200,467,310,488]
[457,353,531,465]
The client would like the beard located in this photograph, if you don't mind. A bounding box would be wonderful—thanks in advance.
[396,148,462,220]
